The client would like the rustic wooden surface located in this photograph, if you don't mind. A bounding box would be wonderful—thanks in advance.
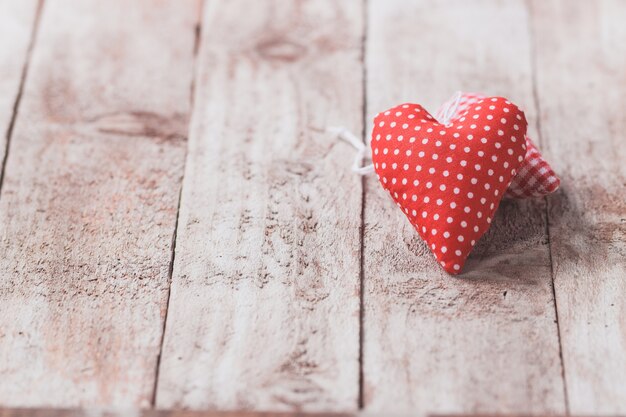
[530,0,626,414]
[0,0,199,407]
[362,0,564,414]
[0,0,624,415]
[0,410,585,417]
[0,409,351,417]
[0,409,585,417]
[0,0,39,173]
[155,0,363,412]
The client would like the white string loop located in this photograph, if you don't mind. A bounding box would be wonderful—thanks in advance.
[330,92,462,176]
[437,91,462,125]
[327,126,374,175]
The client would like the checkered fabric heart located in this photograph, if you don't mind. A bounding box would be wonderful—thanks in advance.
[436,92,560,198]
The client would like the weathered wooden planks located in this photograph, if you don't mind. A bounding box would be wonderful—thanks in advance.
[530,0,626,413]
[155,0,364,411]
[0,0,39,171]
[0,409,352,417]
[362,0,565,414]
[0,0,199,407]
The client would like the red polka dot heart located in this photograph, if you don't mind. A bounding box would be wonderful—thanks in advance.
[371,97,527,274]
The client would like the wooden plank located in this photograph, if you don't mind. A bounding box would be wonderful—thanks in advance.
[0,0,39,170]
[0,409,352,417]
[530,0,626,413]
[0,411,583,417]
[155,0,363,411]
[0,0,199,407]
[362,0,566,414]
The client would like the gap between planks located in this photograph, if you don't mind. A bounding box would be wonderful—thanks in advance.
[525,0,569,411]
[357,0,369,410]
[151,0,206,406]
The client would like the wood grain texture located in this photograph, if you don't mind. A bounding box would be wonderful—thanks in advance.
[155,0,364,412]
[0,410,580,417]
[362,0,565,414]
[0,0,39,166]
[530,0,626,413]
[0,0,199,407]
[0,409,352,417]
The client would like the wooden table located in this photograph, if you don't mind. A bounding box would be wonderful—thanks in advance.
[0,0,624,416]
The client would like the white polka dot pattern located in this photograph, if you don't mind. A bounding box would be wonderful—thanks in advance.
[371,97,527,274]
[436,92,560,198]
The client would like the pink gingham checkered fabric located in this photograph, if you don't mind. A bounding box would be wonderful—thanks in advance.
[436,92,560,198]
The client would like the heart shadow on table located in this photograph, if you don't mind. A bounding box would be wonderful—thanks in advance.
[459,189,557,281]
[459,180,615,282]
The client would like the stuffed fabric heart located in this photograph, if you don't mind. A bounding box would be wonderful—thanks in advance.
[371,97,527,274]
[436,92,560,198]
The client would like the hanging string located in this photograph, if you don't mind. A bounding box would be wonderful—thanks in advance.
[329,92,463,175]
[326,126,374,175]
